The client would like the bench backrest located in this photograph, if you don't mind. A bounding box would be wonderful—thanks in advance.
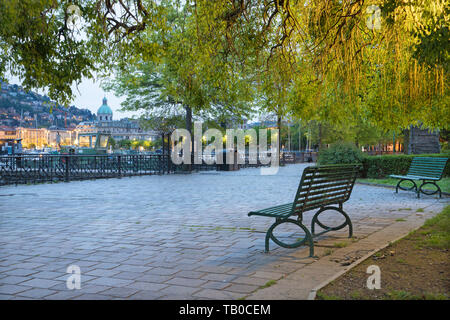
[407,157,448,179]
[292,164,360,215]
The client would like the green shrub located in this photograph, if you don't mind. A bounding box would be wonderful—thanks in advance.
[361,154,449,178]
[440,141,449,154]
[318,142,365,165]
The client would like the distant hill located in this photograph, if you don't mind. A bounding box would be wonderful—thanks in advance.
[0,81,95,129]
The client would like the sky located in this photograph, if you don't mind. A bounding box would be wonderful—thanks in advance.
[69,77,138,119]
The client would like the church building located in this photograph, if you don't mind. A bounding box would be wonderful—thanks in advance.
[75,97,157,142]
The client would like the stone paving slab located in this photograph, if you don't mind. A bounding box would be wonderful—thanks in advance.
[0,164,448,300]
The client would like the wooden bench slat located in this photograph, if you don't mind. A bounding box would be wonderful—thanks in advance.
[300,174,356,185]
[410,167,446,172]
[297,190,349,205]
[409,167,445,172]
[303,169,357,177]
[298,180,353,192]
[409,164,446,169]
[411,161,447,165]
[297,186,350,198]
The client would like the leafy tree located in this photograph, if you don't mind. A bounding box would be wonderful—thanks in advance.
[1,0,447,132]
[118,139,132,149]
[108,137,116,149]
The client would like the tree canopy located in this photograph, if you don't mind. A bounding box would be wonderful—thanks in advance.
[0,0,448,131]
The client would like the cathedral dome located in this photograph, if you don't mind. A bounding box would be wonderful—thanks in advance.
[98,97,113,115]
[97,97,113,122]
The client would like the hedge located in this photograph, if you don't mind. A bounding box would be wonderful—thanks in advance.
[361,153,450,178]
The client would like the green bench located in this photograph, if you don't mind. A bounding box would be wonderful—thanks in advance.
[248,164,360,256]
[390,157,448,198]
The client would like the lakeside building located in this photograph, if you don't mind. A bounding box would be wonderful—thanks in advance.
[1,98,158,148]
[14,127,75,148]
[75,97,158,142]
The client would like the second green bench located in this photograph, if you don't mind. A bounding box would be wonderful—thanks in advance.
[389,157,448,198]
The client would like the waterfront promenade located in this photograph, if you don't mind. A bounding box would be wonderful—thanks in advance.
[0,164,447,299]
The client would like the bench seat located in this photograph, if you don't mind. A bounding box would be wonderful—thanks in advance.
[389,174,440,181]
[248,203,293,218]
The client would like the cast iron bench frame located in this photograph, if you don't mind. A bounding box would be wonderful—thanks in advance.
[248,164,360,256]
[389,157,448,198]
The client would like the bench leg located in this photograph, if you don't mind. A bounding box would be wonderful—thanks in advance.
[265,218,314,257]
[418,180,442,198]
[396,179,417,194]
[311,206,353,239]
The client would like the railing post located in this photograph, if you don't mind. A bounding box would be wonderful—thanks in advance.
[65,155,70,182]
[167,153,171,174]
[118,155,122,177]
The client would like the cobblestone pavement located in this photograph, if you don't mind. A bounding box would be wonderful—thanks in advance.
[0,164,448,300]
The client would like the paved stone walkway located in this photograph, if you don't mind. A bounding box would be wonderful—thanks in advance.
[0,164,448,299]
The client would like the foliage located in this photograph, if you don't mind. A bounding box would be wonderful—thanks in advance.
[302,119,396,149]
[0,1,448,131]
[279,122,308,151]
[441,142,450,154]
[108,137,116,149]
[102,1,255,131]
[318,142,366,165]
[116,138,155,150]
[118,139,132,149]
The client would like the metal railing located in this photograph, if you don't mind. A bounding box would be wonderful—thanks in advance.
[281,151,318,164]
[0,151,319,185]
[0,154,171,185]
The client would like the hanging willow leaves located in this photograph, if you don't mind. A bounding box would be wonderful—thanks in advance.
[0,0,447,130]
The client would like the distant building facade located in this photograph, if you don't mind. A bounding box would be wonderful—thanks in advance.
[0,97,158,149]
[75,97,158,142]
[0,126,16,140]
[404,125,440,154]
[13,127,74,148]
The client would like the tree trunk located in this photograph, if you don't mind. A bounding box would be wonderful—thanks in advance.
[318,122,323,151]
[185,105,193,170]
[277,115,282,164]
